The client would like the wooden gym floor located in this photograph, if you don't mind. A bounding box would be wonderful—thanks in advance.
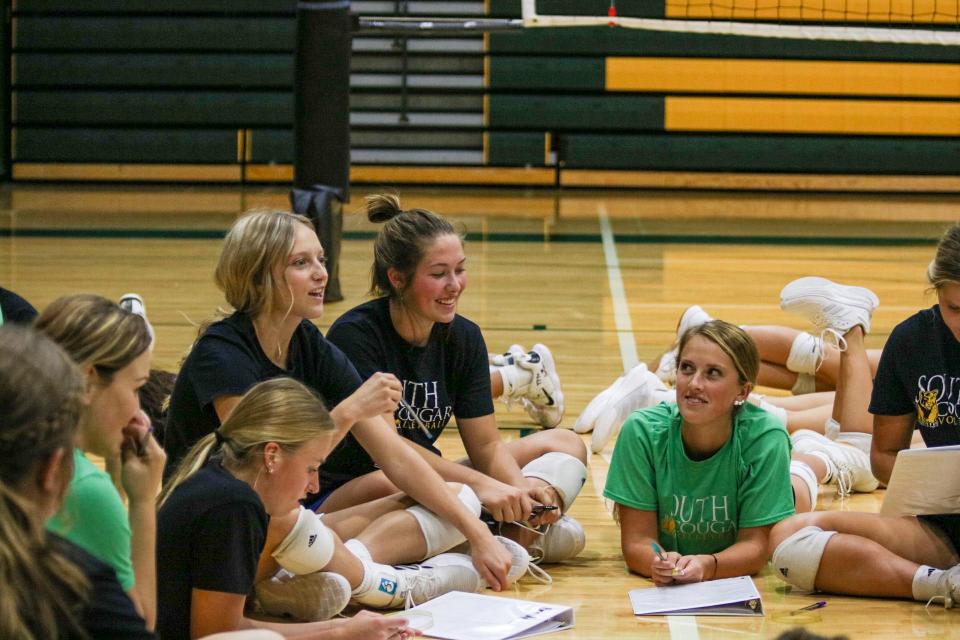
[3,183,960,639]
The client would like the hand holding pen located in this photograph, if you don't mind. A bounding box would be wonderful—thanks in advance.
[650,542,685,586]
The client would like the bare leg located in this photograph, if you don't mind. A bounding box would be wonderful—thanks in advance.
[793,452,828,481]
[764,392,836,411]
[491,370,504,398]
[747,325,845,391]
[758,361,800,391]
[790,475,814,513]
[322,492,415,540]
[783,404,836,434]
[319,470,400,513]
[500,428,588,467]
[770,511,959,598]
[831,326,873,434]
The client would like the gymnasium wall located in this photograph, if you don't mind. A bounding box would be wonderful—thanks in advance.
[9,0,960,188]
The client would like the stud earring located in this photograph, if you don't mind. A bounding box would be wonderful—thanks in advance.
[733,399,745,406]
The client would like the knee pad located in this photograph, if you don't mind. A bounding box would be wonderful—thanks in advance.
[787,333,821,375]
[522,452,587,512]
[791,372,817,395]
[271,506,336,575]
[406,484,481,559]
[790,461,819,512]
[771,525,836,592]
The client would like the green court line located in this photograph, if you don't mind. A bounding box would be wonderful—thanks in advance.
[0,227,939,246]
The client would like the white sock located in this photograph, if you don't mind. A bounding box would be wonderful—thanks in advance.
[498,363,533,398]
[913,565,945,601]
[346,539,404,607]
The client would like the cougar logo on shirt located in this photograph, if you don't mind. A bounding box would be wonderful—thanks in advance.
[396,380,453,436]
[915,374,960,429]
[917,390,940,426]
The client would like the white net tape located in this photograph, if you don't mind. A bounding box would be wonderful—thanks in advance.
[521,0,960,45]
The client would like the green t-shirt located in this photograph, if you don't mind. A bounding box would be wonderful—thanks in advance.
[48,448,135,591]
[604,402,795,556]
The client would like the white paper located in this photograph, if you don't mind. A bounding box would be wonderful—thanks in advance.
[881,446,960,517]
[628,575,762,616]
[397,591,574,640]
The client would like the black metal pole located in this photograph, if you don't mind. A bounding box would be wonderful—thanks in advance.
[291,0,351,302]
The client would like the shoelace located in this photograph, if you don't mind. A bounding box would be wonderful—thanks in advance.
[393,564,439,610]
[925,594,953,609]
[819,326,847,353]
[490,519,554,585]
[833,464,854,498]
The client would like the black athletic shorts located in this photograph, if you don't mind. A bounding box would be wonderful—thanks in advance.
[919,514,960,554]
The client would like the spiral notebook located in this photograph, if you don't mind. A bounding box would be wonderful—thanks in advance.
[629,576,764,616]
[396,591,574,640]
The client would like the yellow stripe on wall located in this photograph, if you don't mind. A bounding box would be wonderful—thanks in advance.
[606,58,960,97]
[666,0,960,22]
[665,97,960,135]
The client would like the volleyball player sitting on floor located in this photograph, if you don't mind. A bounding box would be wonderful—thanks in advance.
[769,224,960,608]
[36,293,166,630]
[163,208,512,590]
[158,377,464,639]
[322,194,589,565]
[0,324,153,639]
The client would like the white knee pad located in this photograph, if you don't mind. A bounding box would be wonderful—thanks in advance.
[522,452,587,512]
[787,333,821,375]
[406,484,481,559]
[790,461,819,512]
[271,506,336,575]
[791,372,817,395]
[771,525,836,592]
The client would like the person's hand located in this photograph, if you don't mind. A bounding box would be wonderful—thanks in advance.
[337,610,421,640]
[476,477,532,523]
[650,550,683,586]
[343,372,403,423]
[672,554,713,584]
[523,481,562,527]
[468,530,512,591]
[119,410,166,504]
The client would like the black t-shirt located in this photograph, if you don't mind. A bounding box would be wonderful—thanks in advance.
[323,297,494,490]
[0,287,38,325]
[870,305,960,447]
[164,312,362,475]
[156,460,269,640]
[50,533,154,639]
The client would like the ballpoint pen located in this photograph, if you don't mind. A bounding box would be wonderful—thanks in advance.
[790,600,826,615]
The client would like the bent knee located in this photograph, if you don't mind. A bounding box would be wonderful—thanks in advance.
[770,513,821,553]
[548,428,589,464]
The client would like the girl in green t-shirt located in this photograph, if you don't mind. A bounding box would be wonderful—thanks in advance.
[605,320,797,584]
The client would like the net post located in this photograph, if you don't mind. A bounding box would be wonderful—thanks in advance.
[291,0,351,302]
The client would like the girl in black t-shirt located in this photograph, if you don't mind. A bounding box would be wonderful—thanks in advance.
[158,377,426,640]
[769,224,960,608]
[164,209,511,590]
[324,194,589,564]
[0,324,153,639]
